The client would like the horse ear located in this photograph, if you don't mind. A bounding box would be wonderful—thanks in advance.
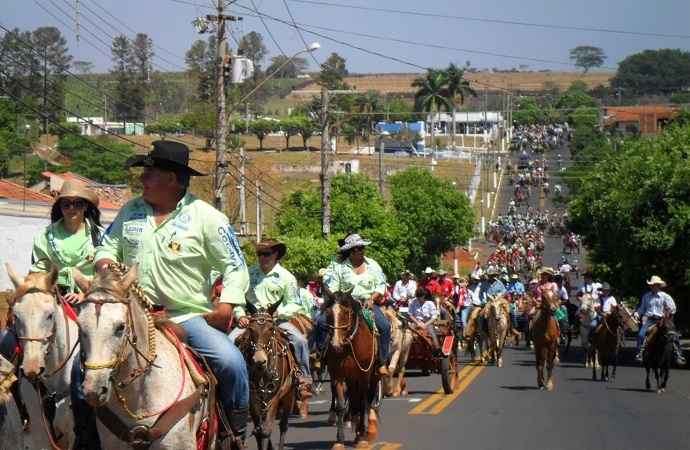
[73,268,91,294]
[5,263,25,291]
[46,265,59,290]
[266,298,282,316]
[344,288,354,298]
[245,301,258,316]
[118,263,139,292]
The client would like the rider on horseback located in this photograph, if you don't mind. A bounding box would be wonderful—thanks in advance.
[311,234,392,376]
[586,282,617,347]
[634,276,686,367]
[229,238,313,401]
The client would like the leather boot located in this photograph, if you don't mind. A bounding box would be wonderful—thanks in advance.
[220,405,248,450]
[71,400,100,450]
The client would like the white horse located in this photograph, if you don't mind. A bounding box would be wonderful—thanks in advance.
[74,264,212,449]
[578,293,599,368]
[6,263,78,450]
[380,305,413,397]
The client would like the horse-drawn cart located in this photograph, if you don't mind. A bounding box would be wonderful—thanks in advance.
[403,300,459,394]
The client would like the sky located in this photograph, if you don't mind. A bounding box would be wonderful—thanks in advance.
[1,0,689,75]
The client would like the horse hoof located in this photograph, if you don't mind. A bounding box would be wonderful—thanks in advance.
[344,421,352,429]
[356,441,369,448]
[328,411,337,426]
[658,389,665,394]
[332,444,346,450]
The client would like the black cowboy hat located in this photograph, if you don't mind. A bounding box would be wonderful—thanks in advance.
[582,270,596,279]
[125,140,204,176]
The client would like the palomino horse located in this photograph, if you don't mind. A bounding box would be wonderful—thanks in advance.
[380,305,413,397]
[485,295,510,367]
[74,264,215,450]
[325,291,379,449]
[6,263,78,449]
[591,306,636,381]
[0,355,23,449]
[644,317,677,393]
[578,293,599,368]
[531,288,559,390]
[241,300,297,450]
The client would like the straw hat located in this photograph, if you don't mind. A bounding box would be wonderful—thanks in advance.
[646,275,666,288]
[56,180,99,207]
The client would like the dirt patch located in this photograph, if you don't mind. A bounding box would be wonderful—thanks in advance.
[1,292,11,334]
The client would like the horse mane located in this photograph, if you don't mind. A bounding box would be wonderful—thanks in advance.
[12,272,54,300]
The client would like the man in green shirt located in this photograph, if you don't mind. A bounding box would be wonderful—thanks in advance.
[94,140,250,449]
[229,238,313,400]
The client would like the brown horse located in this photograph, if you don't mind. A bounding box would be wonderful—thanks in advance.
[591,306,636,382]
[531,288,560,390]
[240,300,297,450]
[644,317,677,393]
[325,291,379,449]
[485,295,510,367]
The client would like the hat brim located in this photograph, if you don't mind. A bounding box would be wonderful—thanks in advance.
[125,154,205,176]
[251,241,287,260]
[57,187,99,208]
[338,239,372,253]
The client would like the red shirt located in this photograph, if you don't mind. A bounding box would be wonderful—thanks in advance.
[424,279,442,296]
[438,278,455,298]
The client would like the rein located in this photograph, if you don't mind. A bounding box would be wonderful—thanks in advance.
[246,312,294,414]
[328,298,376,373]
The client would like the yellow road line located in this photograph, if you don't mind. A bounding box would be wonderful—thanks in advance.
[409,360,485,414]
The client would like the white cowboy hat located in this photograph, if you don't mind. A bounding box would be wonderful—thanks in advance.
[338,234,372,253]
[423,267,436,274]
[646,275,666,288]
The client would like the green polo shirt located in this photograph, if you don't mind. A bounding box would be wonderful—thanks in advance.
[235,262,302,321]
[95,191,249,323]
[324,256,387,299]
[30,219,102,291]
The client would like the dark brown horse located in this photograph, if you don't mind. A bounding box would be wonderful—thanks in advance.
[531,288,559,390]
[644,317,677,393]
[591,306,636,381]
[241,301,297,450]
[325,291,379,449]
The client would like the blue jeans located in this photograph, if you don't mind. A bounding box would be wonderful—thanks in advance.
[313,304,390,362]
[589,314,602,339]
[182,316,248,408]
[0,327,17,361]
[459,306,469,329]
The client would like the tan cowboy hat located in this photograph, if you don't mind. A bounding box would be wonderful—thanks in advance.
[486,268,500,277]
[56,180,99,207]
[598,282,612,291]
[646,275,666,288]
[252,237,287,260]
[538,267,555,276]
[510,273,519,280]
[456,277,468,286]
[437,269,447,276]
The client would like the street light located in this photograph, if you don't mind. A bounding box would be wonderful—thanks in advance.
[238,42,320,105]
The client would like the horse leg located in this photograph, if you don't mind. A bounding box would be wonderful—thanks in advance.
[546,351,555,391]
[611,352,617,381]
[332,381,347,450]
[365,407,378,443]
[535,351,545,389]
[354,389,370,448]
[645,365,651,390]
[328,388,337,426]
[660,365,669,393]
[299,398,309,419]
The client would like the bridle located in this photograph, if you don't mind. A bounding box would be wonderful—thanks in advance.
[327,295,375,372]
[14,286,79,381]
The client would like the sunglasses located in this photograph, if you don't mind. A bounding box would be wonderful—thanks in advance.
[351,246,366,252]
[59,199,87,210]
[256,251,275,257]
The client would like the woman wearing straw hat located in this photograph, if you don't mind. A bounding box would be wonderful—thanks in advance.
[634,276,685,366]
[313,234,392,376]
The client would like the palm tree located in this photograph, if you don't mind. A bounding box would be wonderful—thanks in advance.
[443,63,476,149]
[412,69,451,159]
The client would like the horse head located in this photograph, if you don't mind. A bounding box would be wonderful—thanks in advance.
[244,299,282,371]
[487,295,507,323]
[660,317,678,343]
[540,288,558,315]
[326,289,356,352]
[73,264,152,407]
[6,263,64,382]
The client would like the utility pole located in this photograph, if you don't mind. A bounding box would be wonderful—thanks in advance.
[291,87,357,237]
[256,179,263,241]
[320,88,330,237]
[239,146,247,235]
[211,0,241,215]
[378,141,385,196]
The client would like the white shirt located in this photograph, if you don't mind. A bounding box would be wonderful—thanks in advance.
[578,282,601,301]
[392,279,417,303]
[600,295,617,314]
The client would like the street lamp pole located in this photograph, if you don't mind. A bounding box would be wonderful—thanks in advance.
[238,43,320,106]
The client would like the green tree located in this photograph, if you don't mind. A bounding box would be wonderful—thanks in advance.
[185,36,217,102]
[388,167,475,273]
[412,69,451,153]
[512,97,542,126]
[264,55,309,79]
[610,49,690,95]
[568,122,690,328]
[569,46,606,73]
[443,63,476,148]
[553,90,597,124]
[274,173,409,280]
[568,80,589,92]
[238,31,268,71]
[249,119,279,150]
[318,53,348,90]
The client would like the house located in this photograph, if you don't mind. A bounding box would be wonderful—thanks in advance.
[601,106,681,136]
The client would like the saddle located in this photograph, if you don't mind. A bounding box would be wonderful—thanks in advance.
[289,315,314,337]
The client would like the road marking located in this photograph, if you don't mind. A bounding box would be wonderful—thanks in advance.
[408,361,485,415]
[363,443,402,450]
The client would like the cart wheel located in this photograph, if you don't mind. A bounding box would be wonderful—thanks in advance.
[371,378,383,411]
[441,350,458,394]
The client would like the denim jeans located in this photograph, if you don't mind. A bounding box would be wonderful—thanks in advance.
[0,328,17,361]
[182,316,248,408]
